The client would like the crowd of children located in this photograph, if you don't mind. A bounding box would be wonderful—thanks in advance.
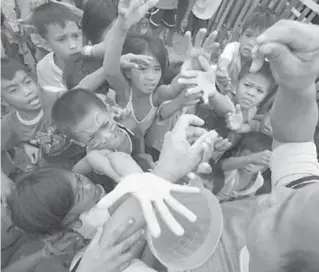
[1,0,319,271]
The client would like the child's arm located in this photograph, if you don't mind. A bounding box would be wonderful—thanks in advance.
[103,20,130,107]
[154,74,186,106]
[221,151,272,172]
[158,89,201,121]
[72,150,121,182]
[74,67,106,92]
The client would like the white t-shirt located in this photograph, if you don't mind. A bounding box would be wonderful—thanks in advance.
[217,170,264,201]
[192,0,222,20]
[36,52,66,91]
[219,42,242,91]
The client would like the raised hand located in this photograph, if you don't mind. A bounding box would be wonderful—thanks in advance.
[182,29,220,72]
[225,104,244,131]
[251,20,319,91]
[154,114,218,182]
[179,55,218,104]
[120,53,153,70]
[117,0,158,31]
[97,172,200,238]
[23,142,42,165]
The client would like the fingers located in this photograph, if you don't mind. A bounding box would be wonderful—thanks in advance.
[194,28,207,49]
[113,228,144,254]
[196,162,212,175]
[186,85,202,96]
[86,226,103,249]
[185,126,207,140]
[235,104,241,114]
[197,55,212,72]
[137,195,161,238]
[178,77,198,85]
[173,114,205,132]
[191,130,218,154]
[105,218,135,246]
[250,50,265,73]
[170,183,200,194]
[202,30,218,49]
[180,69,199,78]
[154,199,184,236]
[165,194,197,222]
[184,31,193,53]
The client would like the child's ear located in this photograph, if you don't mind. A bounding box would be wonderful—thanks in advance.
[123,68,132,79]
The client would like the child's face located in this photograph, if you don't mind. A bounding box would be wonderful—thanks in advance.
[129,52,162,94]
[235,73,270,110]
[64,173,104,223]
[45,21,83,61]
[73,107,124,150]
[239,27,263,59]
[1,70,42,112]
[246,186,319,271]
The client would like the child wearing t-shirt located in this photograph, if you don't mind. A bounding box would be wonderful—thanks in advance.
[218,132,272,201]
[180,59,274,161]
[216,9,277,94]
[1,58,84,174]
[32,2,83,92]
[180,0,222,38]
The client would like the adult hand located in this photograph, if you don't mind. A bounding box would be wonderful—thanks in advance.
[154,114,218,182]
[225,104,244,131]
[117,0,158,31]
[180,18,188,33]
[76,219,145,272]
[251,20,319,92]
[120,53,153,70]
[182,29,220,72]
[214,136,232,153]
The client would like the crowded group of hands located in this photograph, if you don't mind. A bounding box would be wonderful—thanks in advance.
[8,0,319,271]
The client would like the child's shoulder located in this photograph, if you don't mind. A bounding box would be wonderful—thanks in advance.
[36,52,55,70]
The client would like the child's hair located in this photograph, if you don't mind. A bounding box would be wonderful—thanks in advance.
[1,58,32,81]
[236,132,272,155]
[63,53,109,93]
[32,2,80,39]
[163,61,183,85]
[242,8,278,33]
[239,61,275,91]
[7,167,75,235]
[52,88,106,138]
[81,0,117,44]
[123,32,169,77]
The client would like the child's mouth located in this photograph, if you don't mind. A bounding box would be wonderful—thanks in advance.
[29,97,40,106]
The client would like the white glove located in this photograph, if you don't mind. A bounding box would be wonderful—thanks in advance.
[97,172,200,238]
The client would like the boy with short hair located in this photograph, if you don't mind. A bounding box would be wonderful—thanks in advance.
[32,2,83,91]
[1,58,84,173]
[216,9,277,94]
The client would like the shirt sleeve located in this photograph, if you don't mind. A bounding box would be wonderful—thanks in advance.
[1,114,19,151]
[220,42,239,62]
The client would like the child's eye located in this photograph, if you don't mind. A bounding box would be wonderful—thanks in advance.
[257,89,264,94]
[57,36,66,42]
[9,88,17,93]
[25,79,32,85]
[72,33,80,39]
[244,83,251,87]
[138,66,147,71]
[154,67,162,72]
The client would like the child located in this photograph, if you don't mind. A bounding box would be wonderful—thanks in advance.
[216,9,277,94]
[145,61,201,156]
[32,2,83,91]
[1,58,84,173]
[218,132,272,201]
[180,58,274,158]
[180,0,222,38]
[103,0,186,140]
